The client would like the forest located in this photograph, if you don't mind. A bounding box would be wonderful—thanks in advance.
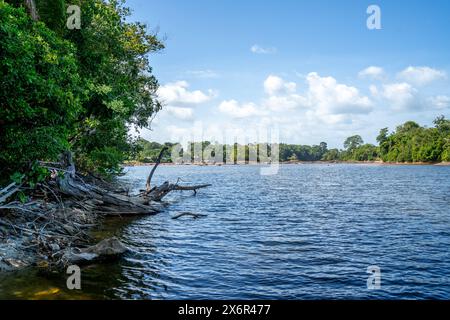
[0,0,164,185]
[132,116,450,164]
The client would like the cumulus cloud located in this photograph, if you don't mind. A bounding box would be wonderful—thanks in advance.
[250,45,277,54]
[263,95,308,111]
[428,95,450,109]
[264,75,296,96]
[305,72,373,115]
[358,66,385,80]
[377,82,419,111]
[372,82,450,111]
[157,81,216,106]
[262,73,372,116]
[218,100,262,118]
[397,66,446,86]
[165,106,194,120]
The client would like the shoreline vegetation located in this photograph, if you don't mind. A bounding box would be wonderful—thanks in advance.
[128,116,450,166]
[0,1,211,273]
[124,160,450,167]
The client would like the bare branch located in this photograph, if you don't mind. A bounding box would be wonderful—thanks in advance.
[146,146,168,192]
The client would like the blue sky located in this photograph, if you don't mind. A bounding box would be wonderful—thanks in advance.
[127,0,450,148]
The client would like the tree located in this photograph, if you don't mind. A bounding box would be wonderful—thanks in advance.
[319,142,328,154]
[375,117,450,163]
[56,0,163,174]
[1,0,165,179]
[36,0,66,34]
[344,135,364,151]
[0,2,80,178]
[322,149,340,161]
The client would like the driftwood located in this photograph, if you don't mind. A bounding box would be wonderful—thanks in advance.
[146,146,168,192]
[0,148,211,269]
[0,183,21,204]
[172,212,208,220]
[142,147,211,202]
[55,150,211,214]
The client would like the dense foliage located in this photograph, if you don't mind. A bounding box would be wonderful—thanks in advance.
[0,0,163,182]
[324,117,450,162]
[377,116,450,162]
[133,117,450,164]
[0,2,80,175]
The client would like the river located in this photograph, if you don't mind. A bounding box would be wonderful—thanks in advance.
[1,164,450,299]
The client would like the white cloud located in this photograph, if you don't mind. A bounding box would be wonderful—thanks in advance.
[379,82,419,110]
[428,95,450,109]
[250,45,277,54]
[262,73,373,116]
[358,66,385,80]
[305,72,373,115]
[157,81,216,106]
[263,95,308,111]
[369,85,379,96]
[397,66,446,86]
[165,106,194,120]
[218,100,262,118]
[264,75,296,95]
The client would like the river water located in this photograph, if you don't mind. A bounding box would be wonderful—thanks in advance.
[1,164,450,299]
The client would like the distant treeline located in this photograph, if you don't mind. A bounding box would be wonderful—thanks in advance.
[132,116,450,163]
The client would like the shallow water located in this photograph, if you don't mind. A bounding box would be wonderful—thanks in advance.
[1,164,450,299]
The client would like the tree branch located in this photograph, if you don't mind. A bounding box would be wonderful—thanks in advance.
[146,146,168,193]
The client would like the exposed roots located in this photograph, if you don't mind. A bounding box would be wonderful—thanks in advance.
[0,149,211,270]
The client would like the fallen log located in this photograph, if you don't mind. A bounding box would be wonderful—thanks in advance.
[174,184,212,194]
[1,148,211,269]
[172,212,208,220]
[0,183,21,204]
[55,151,161,216]
[63,237,128,264]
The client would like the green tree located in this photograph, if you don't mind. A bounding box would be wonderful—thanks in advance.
[344,135,364,151]
[1,0,164,180]
[0,2,81,179]
[65,0,164,174]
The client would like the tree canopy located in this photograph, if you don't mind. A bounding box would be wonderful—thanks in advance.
[131,116,450,164]
[1,0,164,181]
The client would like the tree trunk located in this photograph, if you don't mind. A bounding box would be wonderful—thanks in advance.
[24,0,39,20]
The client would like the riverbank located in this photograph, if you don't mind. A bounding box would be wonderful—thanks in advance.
[124,160,450,167]
[0,176,126,272]
[1,151,210,273]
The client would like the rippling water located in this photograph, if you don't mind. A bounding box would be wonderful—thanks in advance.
[1,164,450,299]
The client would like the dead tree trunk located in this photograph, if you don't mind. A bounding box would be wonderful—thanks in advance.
[141,147,211,203]
[53,150,210,215]
[0,183,21,204]
[146,146,168,192]
[54,152,160,216]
